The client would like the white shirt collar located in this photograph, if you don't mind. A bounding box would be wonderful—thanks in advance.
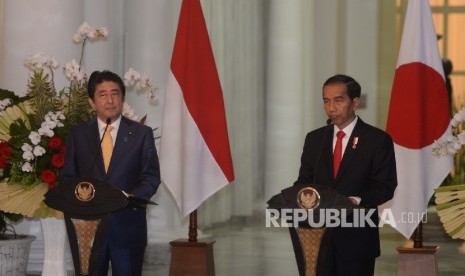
[97,115,122,133]
[334,116,358,138]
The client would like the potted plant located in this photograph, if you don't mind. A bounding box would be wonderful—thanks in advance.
[0,211,36,275]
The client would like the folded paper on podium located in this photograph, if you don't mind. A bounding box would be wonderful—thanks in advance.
[44,178,127,276]
[267,183,354,276]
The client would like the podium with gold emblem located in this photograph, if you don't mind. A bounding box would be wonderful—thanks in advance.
[267,184,353,276]
[44,178,128,276]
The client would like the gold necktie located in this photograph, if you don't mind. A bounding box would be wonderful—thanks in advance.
[102,125,113,172]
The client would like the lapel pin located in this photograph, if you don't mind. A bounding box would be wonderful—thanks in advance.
[352,137,358,149]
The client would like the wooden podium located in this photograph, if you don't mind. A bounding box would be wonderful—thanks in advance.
[267,183,353,276]
[44,177,128,276]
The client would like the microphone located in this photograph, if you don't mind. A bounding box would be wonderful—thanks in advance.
[312,119,332,185]
[90,118,112,175]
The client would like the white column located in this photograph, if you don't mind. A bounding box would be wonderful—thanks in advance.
[0,0,83,273]
[264,0,316,201]
[40,218,68,276]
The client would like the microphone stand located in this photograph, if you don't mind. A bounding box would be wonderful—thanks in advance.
[312,119,332,185]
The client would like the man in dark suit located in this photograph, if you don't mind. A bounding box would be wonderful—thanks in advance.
[61,70,161,276]
[294,74,397,276]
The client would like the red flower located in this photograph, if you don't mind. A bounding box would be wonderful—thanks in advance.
[51,153,65,168]
[41,169,57,186]
[0,142,11,157]
[47,136,63,150]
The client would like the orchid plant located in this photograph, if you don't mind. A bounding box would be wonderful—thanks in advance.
[432,107,465,184]
[0,22,157,218]
[432,107,465,156]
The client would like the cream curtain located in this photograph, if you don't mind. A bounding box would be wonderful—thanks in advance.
[0,0,3,61]
[198,0,268,226]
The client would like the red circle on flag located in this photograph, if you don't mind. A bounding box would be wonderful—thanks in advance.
[386,62,450,149]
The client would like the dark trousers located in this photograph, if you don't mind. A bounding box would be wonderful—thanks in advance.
[93,237,146,276]
[322,244,375,276]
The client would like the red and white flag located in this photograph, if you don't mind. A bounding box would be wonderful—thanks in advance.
[160,0,235,217]
[379,0,453,238]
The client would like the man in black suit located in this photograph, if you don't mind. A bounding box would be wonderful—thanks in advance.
[61,70,161,276]
[294,74,397,276]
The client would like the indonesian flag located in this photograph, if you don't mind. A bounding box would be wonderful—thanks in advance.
[160,0,235,217]
[379,0,453,238]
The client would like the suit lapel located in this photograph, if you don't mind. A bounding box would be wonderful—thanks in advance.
[334,119,364,183]
[106,117,134,177]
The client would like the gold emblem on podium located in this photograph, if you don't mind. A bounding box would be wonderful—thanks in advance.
[297,187,320,209]
[75,182,95,202]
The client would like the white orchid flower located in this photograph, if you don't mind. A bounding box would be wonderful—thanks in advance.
[124,67,141,86]
[21,143,33,152]
[73,22,92,43]
[28,131,41,145]
[122,102,138,121]
[24,52,59,72]
[38,126,54,137]
[124,68,158,102]
[55,111,65,120]
[96,27,109,38]
[63,59,86,82]
[22,150,34,161]
[42,119,57,130]
[148,90,158,102]
[73,22,108,43]
[33,145,46,157]
[21,162,33,172]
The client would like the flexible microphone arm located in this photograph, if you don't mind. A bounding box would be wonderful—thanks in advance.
[312,119,332,185]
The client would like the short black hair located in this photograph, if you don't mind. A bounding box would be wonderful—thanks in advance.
[323,74,361,100]
[87,70,126,99]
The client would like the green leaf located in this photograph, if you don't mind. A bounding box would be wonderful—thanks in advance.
[9,120,30,138]
[26,70,61,127]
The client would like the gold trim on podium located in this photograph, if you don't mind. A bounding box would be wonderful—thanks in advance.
[71,218,101,275]
[296,228,326,276]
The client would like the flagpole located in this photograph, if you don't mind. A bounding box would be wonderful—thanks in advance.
[188,210,198,242]
[412,221,422,248]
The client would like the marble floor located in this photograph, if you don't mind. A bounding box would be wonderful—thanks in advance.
[142,209,465,276]
[27,208,465,275]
